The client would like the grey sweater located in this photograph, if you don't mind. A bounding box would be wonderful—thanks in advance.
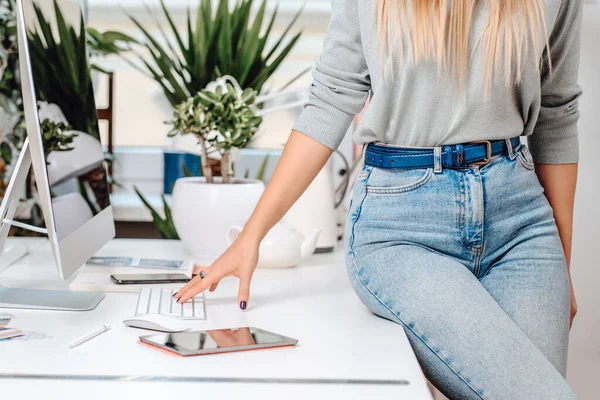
[293,0,583,164]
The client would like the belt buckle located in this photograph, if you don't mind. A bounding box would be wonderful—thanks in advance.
[470,140,492,166]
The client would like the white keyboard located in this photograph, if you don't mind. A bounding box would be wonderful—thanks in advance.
[135,288,206,320]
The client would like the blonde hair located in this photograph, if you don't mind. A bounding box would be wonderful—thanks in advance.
[376,0,551,94]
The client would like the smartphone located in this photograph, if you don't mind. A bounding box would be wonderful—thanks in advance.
[140,327,298,357]
[110,273,191,285]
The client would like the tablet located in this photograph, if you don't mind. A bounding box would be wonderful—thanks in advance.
[139,327,298,356]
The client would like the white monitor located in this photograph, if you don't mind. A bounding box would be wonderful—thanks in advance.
[0,0,115,310]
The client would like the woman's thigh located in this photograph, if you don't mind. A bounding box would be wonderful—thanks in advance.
[346,245,577,400]
[479,146,572,376]
[479,241,571,378]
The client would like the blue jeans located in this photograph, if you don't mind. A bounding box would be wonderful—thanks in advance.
[345,143,577,399]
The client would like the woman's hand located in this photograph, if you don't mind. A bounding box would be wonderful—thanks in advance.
[174,233,260,310]
[568,272,578,329]
[174,131,334,310]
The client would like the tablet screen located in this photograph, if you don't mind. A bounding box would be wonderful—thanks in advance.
[140,327,298,356]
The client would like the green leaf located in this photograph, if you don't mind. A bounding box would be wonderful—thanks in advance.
[277,66,311,92]
[251,31,302,90]
[263,4,304,63]
[134,186,179,240]
[158,0,189,63]
[255,155,269,182]
[182,164,195,177]
[162,195,179,239]
[0,142,13,165]
[216,0,233,73]
[98,30,138,44]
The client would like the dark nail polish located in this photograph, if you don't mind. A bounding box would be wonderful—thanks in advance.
[240,301,247,310]
[173,292,178,298]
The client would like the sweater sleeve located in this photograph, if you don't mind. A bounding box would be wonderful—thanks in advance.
[527,0,584,164]
[292,0,371,150]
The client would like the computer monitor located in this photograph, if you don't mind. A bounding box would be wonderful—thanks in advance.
[0,0,115,310]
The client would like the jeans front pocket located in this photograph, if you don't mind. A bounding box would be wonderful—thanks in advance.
[516,144,535,171]
[366,167,434,194]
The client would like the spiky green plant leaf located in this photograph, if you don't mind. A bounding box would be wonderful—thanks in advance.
[255,155,269,182]
[134,186,179,240]
[128,0,305,107]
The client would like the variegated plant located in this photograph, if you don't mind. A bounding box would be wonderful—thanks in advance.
[167,84,262,184]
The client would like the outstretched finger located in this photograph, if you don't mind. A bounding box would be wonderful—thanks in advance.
[174,277,197,299]
[237,269,253,311]
[176,273,217,303]
[209,281,220,292]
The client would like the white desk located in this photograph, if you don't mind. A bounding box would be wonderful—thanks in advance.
[0,238,433,400]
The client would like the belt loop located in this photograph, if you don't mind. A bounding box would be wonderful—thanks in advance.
[505,138,516,160]
[434,147,443,174]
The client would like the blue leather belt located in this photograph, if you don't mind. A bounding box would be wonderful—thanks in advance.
[365,137,521,170]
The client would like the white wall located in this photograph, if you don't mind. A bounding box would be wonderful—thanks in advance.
[566,2,600,398]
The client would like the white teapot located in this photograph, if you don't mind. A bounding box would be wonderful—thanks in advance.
[227,224,322,269]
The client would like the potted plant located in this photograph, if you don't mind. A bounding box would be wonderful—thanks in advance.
[134,154,270,240]
[126,0,306,180]
[165,82,265,258]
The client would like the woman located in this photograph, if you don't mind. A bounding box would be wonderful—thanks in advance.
[175,1,583,398]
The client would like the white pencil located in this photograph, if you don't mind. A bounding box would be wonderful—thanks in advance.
[70,325,111,349]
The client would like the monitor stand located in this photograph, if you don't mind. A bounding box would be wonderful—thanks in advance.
[0,287,104,311]
[0,139,104,311]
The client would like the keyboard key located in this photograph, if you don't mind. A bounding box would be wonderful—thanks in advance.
[133,288,206,320]
[159,291,171,314]
[136,288,151,315]
[148,289,160,313]
[182,300,193,318]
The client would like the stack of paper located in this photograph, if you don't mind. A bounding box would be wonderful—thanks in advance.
[70,257,195,293]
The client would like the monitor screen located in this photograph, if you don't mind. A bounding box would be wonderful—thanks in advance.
[21,0,109,241]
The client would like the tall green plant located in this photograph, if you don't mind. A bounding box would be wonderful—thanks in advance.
[128,0,304,107]
[27,0,97,136]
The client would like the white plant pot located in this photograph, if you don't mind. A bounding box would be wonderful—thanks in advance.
[171,177,265,260]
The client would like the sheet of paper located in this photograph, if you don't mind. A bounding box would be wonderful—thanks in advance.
[86,257,187,270]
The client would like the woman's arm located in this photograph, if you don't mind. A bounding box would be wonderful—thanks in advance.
[535,164,578,268]
[174,0,371,308]
[535,163,578,328]
[239,132,334,243]
[528,0,584,329]
[174,132,333,305]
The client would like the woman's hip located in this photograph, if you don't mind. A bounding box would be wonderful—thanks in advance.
[345,143,558,266]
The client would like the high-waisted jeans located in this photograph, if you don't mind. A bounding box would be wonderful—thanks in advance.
[344,143,577,399]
